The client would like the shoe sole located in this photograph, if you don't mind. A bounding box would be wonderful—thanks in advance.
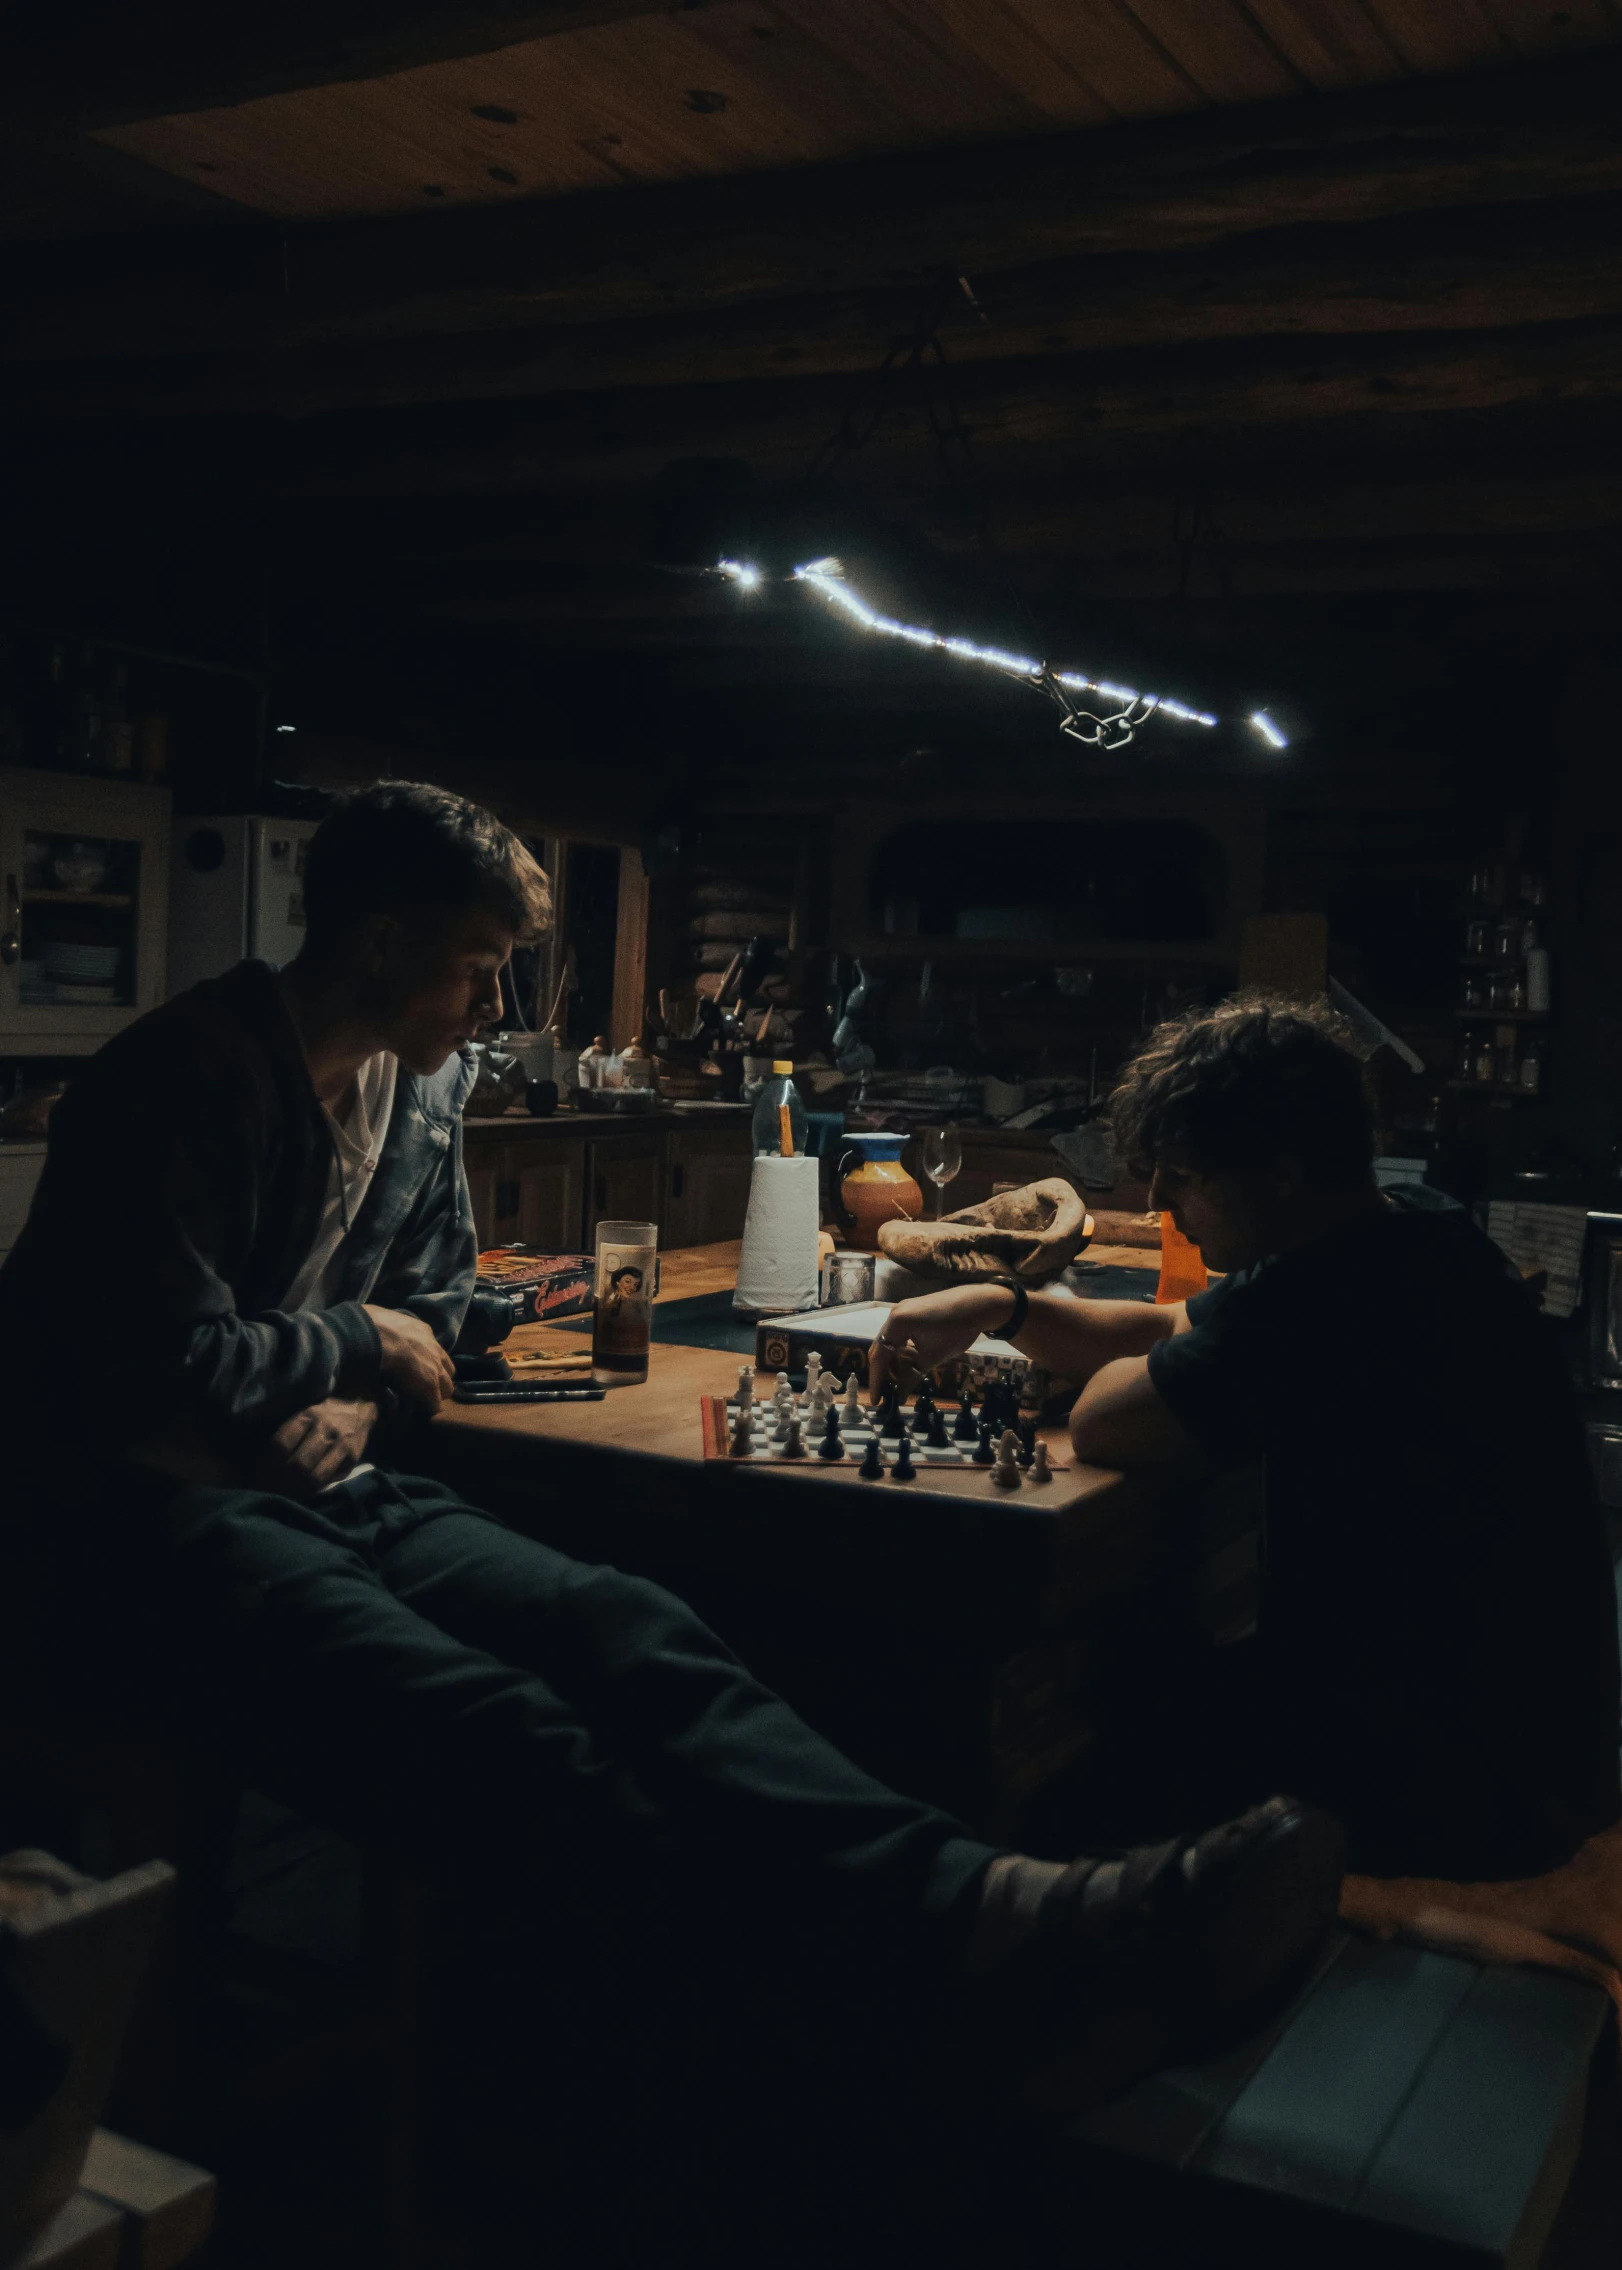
[1175,1804,1347,2053]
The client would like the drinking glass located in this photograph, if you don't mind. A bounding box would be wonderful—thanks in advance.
[920,1126,962,1220]
[591,1219,658,1385]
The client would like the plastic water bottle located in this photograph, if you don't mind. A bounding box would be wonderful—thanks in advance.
[751,1060,806,1156]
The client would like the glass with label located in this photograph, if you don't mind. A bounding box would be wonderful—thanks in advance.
[591,1219,659,1386]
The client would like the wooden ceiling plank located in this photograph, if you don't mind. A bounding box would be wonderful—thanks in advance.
[996,0,1217,117]
[1357,0,1512,76]
[757,0,1065,142]
[1114,0,1308,105]
[811,0,1115,130]
[1238,0,1409,84]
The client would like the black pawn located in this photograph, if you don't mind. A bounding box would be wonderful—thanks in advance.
[859,1436,884,1480]
[926,1406,951,1451]
[953,1395,978,1443]
[818,1405,845,1461]
[972,1418,996,1466]
[913,1388,936,1428]
[891,1433,915,1481]
[880,1387,906,1439]
[1016,1421,1036,1469]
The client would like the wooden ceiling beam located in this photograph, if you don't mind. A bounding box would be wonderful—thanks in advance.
[4,3,676,129]
[195,319,1622,496]
[14,196,1622,422]
[12,51,1622,354]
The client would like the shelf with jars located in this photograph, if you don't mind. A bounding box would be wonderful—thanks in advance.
[1449,853,1552,1100]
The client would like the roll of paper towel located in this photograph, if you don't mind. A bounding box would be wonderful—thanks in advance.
[733,1153,822,1316]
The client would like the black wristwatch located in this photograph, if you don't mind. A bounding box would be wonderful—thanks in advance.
[995,1277,1029,1341]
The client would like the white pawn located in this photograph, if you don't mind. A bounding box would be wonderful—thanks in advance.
[842,1373,862,1429]
[991,1426,1023,1489]
[1030,1440,1053,1485]
[805,1351,823,1404]
[772,1373,793,1421]
[808,1378,832,1428]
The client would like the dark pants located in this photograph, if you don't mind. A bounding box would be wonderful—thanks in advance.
[6,1465,1018,2263]
[6,1462,996,1935]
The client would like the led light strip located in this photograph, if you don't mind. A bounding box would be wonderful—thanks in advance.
[717,556,1287,749]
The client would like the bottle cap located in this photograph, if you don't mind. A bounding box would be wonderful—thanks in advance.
[771,1059,793,1075]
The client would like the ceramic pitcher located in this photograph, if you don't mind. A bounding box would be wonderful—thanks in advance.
[837,1133,924,1252]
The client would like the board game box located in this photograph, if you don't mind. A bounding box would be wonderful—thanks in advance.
[475,1247,594,1324]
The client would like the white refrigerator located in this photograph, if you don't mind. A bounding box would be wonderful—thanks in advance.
[167,814,321,996]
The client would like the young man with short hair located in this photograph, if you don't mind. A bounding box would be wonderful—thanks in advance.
[874,999,1621,1882]
[0,787,1342,2118]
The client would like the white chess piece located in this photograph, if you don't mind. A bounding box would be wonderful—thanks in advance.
[842,1374,862,1428]
[991,1427,1023,1489]
[1030,1440,1052,1484]
[736,1365,755,1414]
[826,1377,846,1429]
[805,1351,823,1403]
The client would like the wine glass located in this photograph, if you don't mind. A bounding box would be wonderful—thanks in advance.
[921,1125,962,1220]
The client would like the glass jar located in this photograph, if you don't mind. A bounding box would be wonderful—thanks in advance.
[1462,971,1487,1010]
[1465,919,1490,960]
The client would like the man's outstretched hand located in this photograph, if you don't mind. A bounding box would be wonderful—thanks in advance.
[363,1304,456,1409]
[260,1397,379,1499]
[868,1284,1016,1401]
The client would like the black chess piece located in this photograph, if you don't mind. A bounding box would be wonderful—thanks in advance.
[818,1405,845,1461]
[879,1387,905,1439]
[984,1378,1011,1434]
[859,1436,884,1480]
[1016,1420,1036,1470]
[891,1432,915,1481]
[952,1395,978,1443]
[972,1417,996,1466]
[925,1406,951,1451]
[912,1388,936,1428]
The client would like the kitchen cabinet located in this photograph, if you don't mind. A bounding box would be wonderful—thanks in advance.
[665,1124,753,1248]
[464,1134,587,1253]
[586,1134,664,1240]
[460,1111,754,1255]
[0,769,170,1054]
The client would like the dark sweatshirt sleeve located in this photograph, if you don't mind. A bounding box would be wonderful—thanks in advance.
[29,1038,382,1442]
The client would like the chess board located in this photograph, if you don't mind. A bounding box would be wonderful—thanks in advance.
[702,1396,989,1465]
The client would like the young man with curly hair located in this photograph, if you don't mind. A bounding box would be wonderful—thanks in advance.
[874,998,1620,1882]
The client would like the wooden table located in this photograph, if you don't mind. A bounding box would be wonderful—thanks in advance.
[424,1239,1248,1836]
[437,1237,1164,1517]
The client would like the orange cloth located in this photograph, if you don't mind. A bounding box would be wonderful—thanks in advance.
[1155,1213,1208,1304]
[1340,1821,1622,2036]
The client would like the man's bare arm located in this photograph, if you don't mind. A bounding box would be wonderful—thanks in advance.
[1069,1356,1194,1467]
[870,1283,1188,1398]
